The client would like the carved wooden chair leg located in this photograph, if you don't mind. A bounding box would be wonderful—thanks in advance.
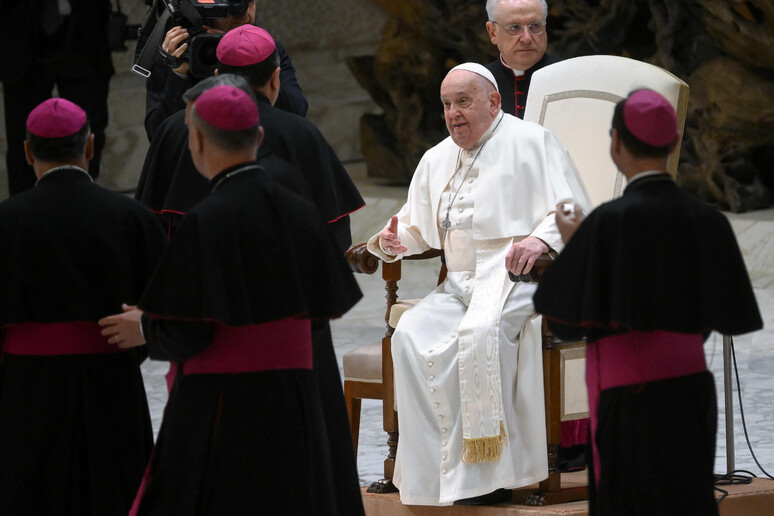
[367,333,399,494]
[367,426,399,494]
[344,382,362,456]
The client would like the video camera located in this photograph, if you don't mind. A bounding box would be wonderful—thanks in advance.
[132,0,251,78]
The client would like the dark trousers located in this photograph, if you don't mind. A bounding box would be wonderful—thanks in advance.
[3,47,110,195]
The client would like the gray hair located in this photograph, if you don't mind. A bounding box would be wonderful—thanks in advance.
[182,74,257,104]
[486,0,548,21]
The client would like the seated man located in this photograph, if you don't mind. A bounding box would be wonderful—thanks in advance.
[367,63,589,506]
[0,98,167,514]
[116,85,363,514]
[534,89,763,515]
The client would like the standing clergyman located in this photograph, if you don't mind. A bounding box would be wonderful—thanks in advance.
[534,89,762,515]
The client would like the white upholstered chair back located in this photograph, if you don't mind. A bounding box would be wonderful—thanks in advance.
[523,55,689,209]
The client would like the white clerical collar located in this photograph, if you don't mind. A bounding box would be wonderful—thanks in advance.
[480,111,504,145]
[500,54,525,77]
[628,170,668,185]
[464,111,504,154]
[35,165,92,186]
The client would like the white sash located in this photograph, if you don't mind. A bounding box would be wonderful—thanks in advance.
[457,237,514,462]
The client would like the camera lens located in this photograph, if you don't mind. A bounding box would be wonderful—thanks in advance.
[189,33,224,77]
[227,0,249,17]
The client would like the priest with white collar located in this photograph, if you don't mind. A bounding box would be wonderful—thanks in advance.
[485,0,555,119]
[366,62,589,506]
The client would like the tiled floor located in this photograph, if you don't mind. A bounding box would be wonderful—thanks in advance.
[141,165,774,488]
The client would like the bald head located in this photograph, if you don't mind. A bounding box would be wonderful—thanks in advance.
[486,0,547,20]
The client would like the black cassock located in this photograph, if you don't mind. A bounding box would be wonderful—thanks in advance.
[485,53,554,119]
[136,94,364,250]
[534,174,762,516]
[144,39,308,142]
[136,96,366,514]
[0,168,167,515]
[133,164,363,515]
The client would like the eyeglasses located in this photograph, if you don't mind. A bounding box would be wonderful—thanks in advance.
[492,20,546,36]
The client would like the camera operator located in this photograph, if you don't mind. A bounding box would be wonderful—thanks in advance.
[0,0,114,196]
[144,0,308,141]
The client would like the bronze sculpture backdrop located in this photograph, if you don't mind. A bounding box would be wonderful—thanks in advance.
[348,0,774,212]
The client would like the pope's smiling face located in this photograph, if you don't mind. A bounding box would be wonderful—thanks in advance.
[440,70,501,149]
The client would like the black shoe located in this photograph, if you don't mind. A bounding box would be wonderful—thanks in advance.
[454,488,511,505]
[556,444,587,472]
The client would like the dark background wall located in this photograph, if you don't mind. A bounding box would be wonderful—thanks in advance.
[0,0,388,199]
[350,0,774,212]
[2,1,772,213]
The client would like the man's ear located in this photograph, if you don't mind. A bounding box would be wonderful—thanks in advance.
[668,135,680,155]
[84,134,95,162]
[189,125,205,156]
[255,125,265,149]
[270,66,281,94]
[485,21,497,45]
[610,129,623,159]
[23,141,35,167]
[490,91,502,115]
[610,128,622,157]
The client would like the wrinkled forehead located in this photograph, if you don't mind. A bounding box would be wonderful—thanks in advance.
[440,70,489,99]
[495,0,546,22]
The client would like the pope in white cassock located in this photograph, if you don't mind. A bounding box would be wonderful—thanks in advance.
[366,63,591,506]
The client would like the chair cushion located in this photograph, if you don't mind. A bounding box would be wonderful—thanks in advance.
[388,299,420,329]
[343,342,382,382]
[342,299,421,383]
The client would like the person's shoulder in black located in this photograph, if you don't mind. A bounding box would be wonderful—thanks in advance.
[535,176,762,340]
[136,106,315,237]
[139,164,361,339]
[144,30,307,142]
[0,169,166,326]
[256,99,364,250]
[273,39,308,118]
[486,52,557,118]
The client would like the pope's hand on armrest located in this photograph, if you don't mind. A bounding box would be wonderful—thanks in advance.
[505,236,549,276]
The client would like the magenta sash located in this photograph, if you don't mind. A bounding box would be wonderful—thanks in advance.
[1,321,121,355]
[586,330,707,485]
[181,318,312,375]
[129,317,313,516]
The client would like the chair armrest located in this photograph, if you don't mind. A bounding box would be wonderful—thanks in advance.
[345,243,380,274]
[403,248,443,261]
[509,250,559,283]
[345,244,444,273]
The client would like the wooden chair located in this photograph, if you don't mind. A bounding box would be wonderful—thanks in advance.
[343,55,689,502]
[342,246,575,501]
[343,247,445,493]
